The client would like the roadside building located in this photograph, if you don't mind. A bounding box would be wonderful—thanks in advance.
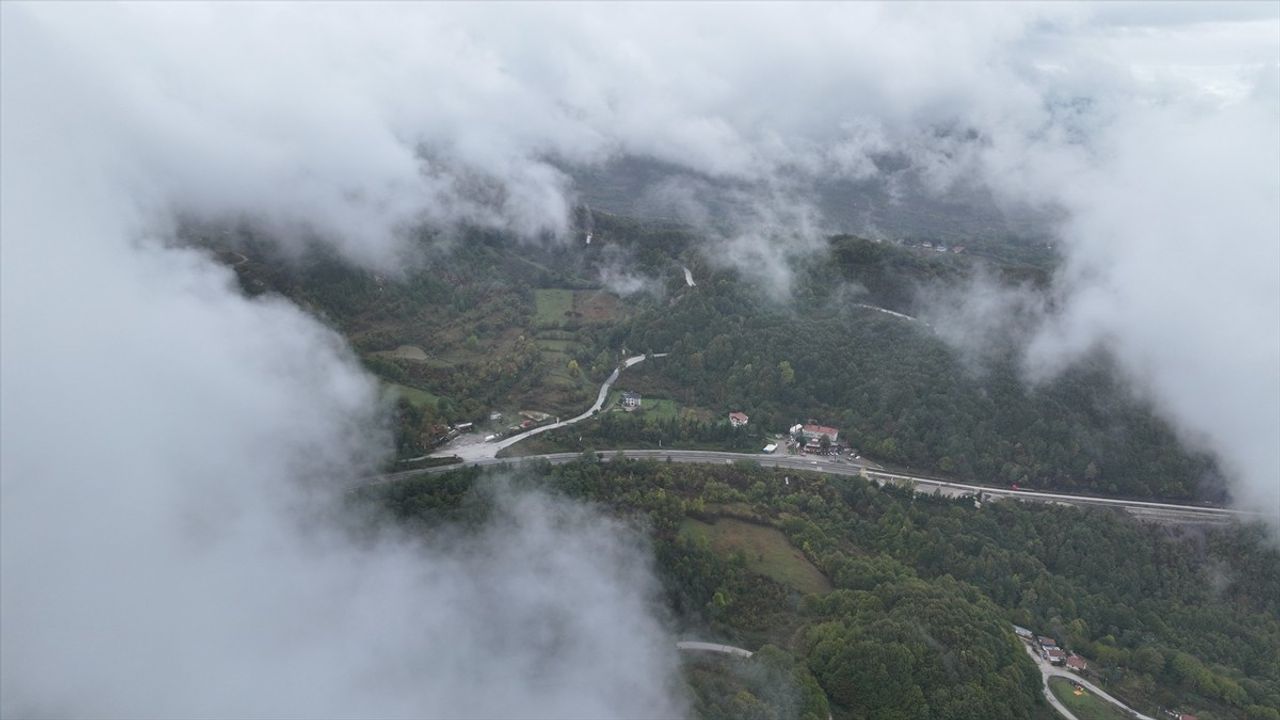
[1037,636,1059,650]
[1012,625,1034,641]
[621,391,642,411]
[729,411,749,428]
[1045,648,1067,666]
[762,443,777,454]
[1066,654,1087,672]
[799,424,840,443]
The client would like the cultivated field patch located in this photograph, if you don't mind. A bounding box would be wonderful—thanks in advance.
[533,289,574,327]
[372,344,430,361]
[385,382,443,409]
[681,517,832,595]
[1048,678,1129,720]
[573,290,621,323]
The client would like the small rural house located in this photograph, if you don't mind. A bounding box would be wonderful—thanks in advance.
[621,391,642,411]
[729,412,749,427]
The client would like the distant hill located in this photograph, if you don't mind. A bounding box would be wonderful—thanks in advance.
[564,154,1061,252]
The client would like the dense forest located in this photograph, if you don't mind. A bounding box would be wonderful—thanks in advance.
[355,459,1280,720]
[612,244,1221,500]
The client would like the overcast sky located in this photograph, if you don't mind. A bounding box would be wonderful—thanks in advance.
[2,2,1278,717]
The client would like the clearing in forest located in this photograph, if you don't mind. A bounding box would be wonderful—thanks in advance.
[386,382,443,409]
[534,289,575,327]
[1047,678,1130,720]
[372,345,430,361]
[681,517,832,595]
[573,290,621,323]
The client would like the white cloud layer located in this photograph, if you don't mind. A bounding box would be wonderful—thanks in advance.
[2,5,685,718]
[2,2,1278,715]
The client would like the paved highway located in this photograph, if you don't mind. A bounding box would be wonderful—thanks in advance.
[408,352,1268,527]
[376,449,1267,526]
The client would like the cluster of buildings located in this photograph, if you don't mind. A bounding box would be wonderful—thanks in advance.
[483,410,554,442]
[870,236,968,255]
[1012,625,1086,671]
[912,240,966,254]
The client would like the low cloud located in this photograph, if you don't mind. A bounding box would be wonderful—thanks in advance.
[3,9,1278,715]
[2,7,684,716]
[916,268,1049,370]
[1020,98,1280,521]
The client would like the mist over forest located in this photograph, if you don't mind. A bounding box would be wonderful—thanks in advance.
[2,3,1277,719]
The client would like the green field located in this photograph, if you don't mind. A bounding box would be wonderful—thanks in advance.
[606,391,679,419]
[386,382,443,409]
[533,288,574,327]
[681,517,832,595]
[1048,677,1132,720]
[640,397,679,420]
[535,337,581,353]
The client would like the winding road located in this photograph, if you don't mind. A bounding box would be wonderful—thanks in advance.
[438,353,667,462]
[676,641,752,658]
[1023,644,1156,720]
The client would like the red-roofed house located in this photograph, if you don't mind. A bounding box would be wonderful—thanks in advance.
[729,412,749,428]
[1066,654,1087,672]
[800,424,839,443]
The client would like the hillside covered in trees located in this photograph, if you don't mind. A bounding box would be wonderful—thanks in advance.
[610,236,1221,500]
[356,459,1279,720]
[200,214,1222,501]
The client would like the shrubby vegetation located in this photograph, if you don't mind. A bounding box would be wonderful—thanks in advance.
[685,646,831,720]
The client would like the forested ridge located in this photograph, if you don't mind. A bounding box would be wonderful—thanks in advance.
[357,459,1279,720]
[613,248,1220,500]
